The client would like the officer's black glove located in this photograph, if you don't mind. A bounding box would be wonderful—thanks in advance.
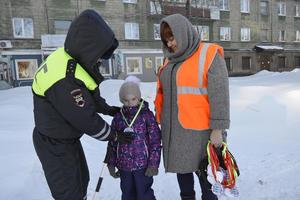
[107,131,133,144]
[108,106,121,117]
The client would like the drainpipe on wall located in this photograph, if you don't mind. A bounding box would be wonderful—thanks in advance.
[44,0,50,34]
[270,0,273,43]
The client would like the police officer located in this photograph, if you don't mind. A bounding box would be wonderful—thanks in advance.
[32,9,132,200]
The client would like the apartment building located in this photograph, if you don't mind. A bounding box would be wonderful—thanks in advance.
[215,0,300,75]
[0,0,300,86]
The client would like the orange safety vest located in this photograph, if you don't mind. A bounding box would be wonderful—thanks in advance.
[154,43,224,130]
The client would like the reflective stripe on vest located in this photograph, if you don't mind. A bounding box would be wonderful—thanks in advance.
[176,43,224,130]
[177,86,207,95]
[32,47,97,96]
[176,43,211,95]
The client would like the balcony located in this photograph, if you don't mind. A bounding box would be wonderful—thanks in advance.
[149,1,219,20]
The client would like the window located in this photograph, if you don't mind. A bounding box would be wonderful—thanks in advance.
[241,28,251,41]
[164,0,185,2]
[123,0,137,4]
[220,27,231,41]
[155,57,164,74]
[144,57,153,69]
[15,59,38,80]
[242,57,251,70]
[278,56,286,68]
[12,18,34,38]
[191,0,209,8]
[54,20,71,34]
[199,26,209,41]
[296,31,300,42]
[126,57,143,74]
[98,59,112,76]
[279,30,286,42]
[294,56,300,67]
[260,1,268,15]
[225,57,232,72]
[153,24,161,40]
[278,2,286,16]
[219,0,229,11]
[194,25,209,41]
[150,1,162,14]
[240,0,250,13]
[125,23,139,40]
[296,4,300,17]
[261,29,269,41]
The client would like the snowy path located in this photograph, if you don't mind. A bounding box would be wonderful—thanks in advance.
[1,70,300,200]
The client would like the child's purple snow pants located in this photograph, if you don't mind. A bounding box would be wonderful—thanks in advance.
[120,168,156,200]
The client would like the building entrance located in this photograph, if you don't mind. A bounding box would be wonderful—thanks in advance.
[258,54,272,71]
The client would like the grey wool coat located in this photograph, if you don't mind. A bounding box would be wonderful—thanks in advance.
[159,14,230,174]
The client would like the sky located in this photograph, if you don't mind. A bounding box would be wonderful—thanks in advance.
[0,69,300,200]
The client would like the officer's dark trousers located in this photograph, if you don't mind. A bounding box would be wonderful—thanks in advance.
[120,168,156,200]
[33,128,89,200]
[177,172,218,200]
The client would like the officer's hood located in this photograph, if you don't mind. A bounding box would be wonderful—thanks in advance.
[64,9,118,84]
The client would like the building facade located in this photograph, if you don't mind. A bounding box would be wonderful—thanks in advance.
[0,0,300,86]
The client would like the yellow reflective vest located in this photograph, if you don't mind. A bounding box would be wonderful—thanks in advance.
[32,47,97,96]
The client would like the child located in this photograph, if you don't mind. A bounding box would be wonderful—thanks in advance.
[106,76,161,200]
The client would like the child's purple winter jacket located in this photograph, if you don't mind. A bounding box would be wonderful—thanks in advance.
[107,100,161,171]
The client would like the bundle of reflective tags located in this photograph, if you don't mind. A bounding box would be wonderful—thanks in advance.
[207,142,240,198]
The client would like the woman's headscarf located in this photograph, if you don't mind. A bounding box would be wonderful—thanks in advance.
[160,14,200,63]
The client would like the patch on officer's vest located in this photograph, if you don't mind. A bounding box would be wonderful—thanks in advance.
[70,89,85,107]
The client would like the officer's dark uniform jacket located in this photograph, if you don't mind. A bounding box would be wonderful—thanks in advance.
[32,9,119,140]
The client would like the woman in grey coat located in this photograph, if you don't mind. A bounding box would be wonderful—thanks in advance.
[155,14,230,200]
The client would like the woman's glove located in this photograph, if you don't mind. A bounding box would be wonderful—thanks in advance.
[210,129,223,147]
[107,165,120,178]
[145,167,158,177]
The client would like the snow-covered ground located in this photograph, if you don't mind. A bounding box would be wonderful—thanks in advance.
[1,69,300,200]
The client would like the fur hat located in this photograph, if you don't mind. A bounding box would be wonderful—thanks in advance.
[119,76,141,103]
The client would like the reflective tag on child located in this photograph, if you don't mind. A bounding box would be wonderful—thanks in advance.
[124,127,134,134]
